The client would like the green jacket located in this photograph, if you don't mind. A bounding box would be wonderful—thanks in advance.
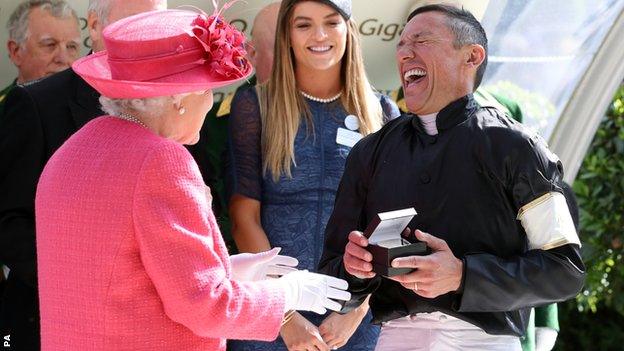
[0,80,17,117]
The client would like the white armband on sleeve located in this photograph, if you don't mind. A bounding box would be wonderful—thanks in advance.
[517,192,581,250]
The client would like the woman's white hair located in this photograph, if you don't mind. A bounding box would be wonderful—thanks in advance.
[99,93,189,118]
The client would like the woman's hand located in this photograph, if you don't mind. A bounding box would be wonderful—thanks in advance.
[280,312,330,351]
[318,297,369,350]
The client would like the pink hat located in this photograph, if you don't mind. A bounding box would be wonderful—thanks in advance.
[72,8,252,98]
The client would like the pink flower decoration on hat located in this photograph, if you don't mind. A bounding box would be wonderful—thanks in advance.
[187,1,249,79]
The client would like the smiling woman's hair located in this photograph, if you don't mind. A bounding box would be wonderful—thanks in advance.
[258,0,382,180]
[407,4,488,89]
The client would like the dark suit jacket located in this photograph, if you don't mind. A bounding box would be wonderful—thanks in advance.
[0,68,101,350]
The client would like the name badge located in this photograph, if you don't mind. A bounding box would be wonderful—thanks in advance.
[344,114,360,131]
[336,127,363,148]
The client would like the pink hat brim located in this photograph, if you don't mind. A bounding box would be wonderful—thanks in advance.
[72,51,253,99]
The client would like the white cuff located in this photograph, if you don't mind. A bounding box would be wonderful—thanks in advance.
[517,192,580,250]
[278,277,299,313]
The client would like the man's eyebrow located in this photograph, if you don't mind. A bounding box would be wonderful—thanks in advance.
[408,31,434,40]
[398,30,433,46]
[38,35,57,43]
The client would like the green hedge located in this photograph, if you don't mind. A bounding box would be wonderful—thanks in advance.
[573,84,624,314]
[556,84,624,350]
[556,301,624,350]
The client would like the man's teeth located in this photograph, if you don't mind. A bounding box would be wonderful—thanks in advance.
[309,46,331,52]
[404,68,427,81]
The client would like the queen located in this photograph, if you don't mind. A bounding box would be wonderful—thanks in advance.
[35,8,350,351]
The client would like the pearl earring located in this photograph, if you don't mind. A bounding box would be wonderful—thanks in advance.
[178,106,186,115]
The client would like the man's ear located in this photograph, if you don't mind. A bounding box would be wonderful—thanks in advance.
[7,40,23,66]
[87,10,101,49]
[465,44,486,69]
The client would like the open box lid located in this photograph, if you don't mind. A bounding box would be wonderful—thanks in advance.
[363,208,417,246]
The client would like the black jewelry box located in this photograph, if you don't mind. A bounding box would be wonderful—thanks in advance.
[363,208,429,277]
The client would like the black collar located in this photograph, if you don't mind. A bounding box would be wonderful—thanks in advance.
[410,94,478,134]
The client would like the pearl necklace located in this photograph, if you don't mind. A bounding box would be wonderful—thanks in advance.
[300,90,342,103]
[117,112,148,129]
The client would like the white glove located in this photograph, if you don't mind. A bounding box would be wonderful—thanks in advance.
[535,327,558,351]
[230,247,299,281]
[279,270,351,315]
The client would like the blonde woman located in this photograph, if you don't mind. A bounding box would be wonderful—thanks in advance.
[227,1,399,350]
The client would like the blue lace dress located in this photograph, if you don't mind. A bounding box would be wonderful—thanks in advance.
[227,87,400,351]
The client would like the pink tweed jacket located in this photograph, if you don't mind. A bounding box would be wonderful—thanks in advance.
[35,117,286,350]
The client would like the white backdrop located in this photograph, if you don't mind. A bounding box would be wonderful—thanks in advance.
[0,0,430,97]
